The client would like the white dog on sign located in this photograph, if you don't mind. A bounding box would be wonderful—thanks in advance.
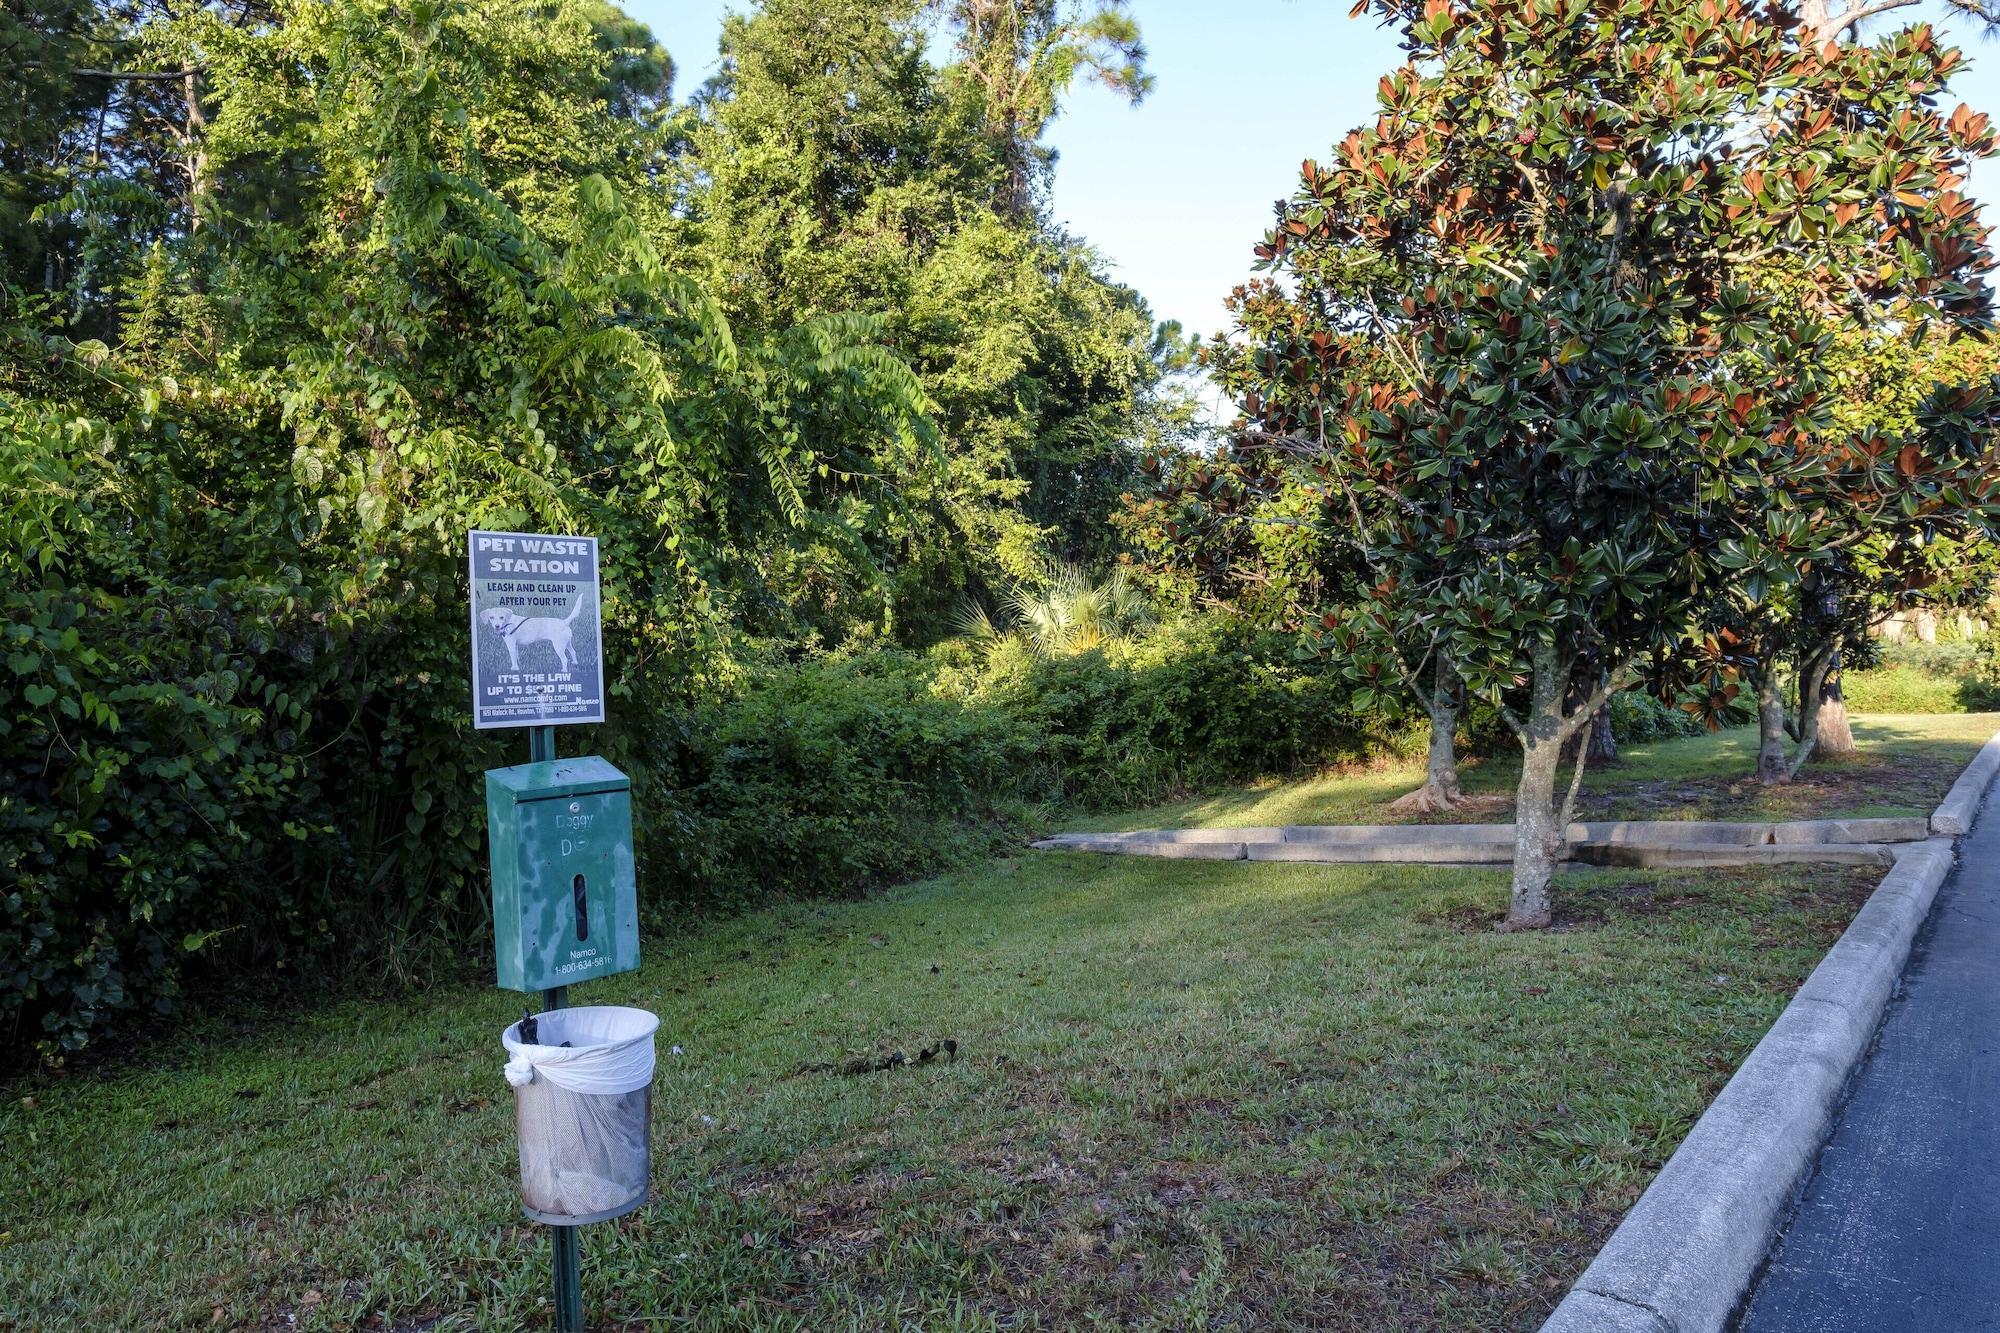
[479,596,588,672]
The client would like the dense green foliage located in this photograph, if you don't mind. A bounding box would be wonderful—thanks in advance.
[1121,440,1359,624]
[1842,637,2000,712]
[1199,0,2000,925]
[0,0,1190,1054]
[1,381,327,1040]
[10,0,1998,1054]
[1606,689,1707,744]
[1841,661,1976,712]
[1693,323,2000,781]
[674,0,1191,638]
[649,619,1399,915]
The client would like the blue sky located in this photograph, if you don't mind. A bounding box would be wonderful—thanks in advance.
[629,0,2000,346]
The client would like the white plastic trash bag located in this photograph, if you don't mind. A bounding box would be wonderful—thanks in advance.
[501,1006,658,1224]
[502,1005,659,1093]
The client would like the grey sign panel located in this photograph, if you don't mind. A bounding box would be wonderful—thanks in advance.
[468,530,606,729]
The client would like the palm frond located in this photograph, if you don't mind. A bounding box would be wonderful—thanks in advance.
[974,561,1153,660]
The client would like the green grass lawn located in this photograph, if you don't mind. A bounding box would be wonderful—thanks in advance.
[1,848,1885,1331]
[1067,712,2000,834]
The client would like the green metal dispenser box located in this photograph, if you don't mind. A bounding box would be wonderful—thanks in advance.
[486,756,640,992]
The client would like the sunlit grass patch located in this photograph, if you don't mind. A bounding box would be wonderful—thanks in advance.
[1068,712,2000,833]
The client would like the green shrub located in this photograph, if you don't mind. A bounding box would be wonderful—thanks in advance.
[990,617,1400,809]
[1607,690,1706,743]
[638,620,1396,914]
[1,394,333,1052]
[2,508,1394,1057]
[1839,664,1970,713]
[1875,640,1981,677]
[643,653,1060,910]
[1840,634,2000,713]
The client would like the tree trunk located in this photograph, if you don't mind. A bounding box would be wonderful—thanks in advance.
[1785,639,1840,779]
[1814,654,1857,761]
[1505,649,1567,931]
[1586,698,1617,764]
[1388,659,1462,814]
[182,67,208,229]
[1757,670,1789,785]
[1428,700,1463,803]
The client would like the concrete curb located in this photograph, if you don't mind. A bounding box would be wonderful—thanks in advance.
[1537,838,1956,1333]
[1929,728,2000,835]
[1242,839,1508,864]
[1531,730,2000,1332]
[1037,838,1900,868]
[1030,817,1928,867]
[1051,836,1246,860]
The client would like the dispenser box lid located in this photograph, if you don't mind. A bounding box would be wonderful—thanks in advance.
[487,756,630,803]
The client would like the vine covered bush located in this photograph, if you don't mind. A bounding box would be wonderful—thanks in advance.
[979,616,1405,807]
[642,618,1403,917]
[2,390,325,1045]
[0,0,946,1055]
[1,334,1387,1056]
[1,0,1206,1057]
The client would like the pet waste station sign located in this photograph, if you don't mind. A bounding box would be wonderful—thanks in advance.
[468,530,606,729]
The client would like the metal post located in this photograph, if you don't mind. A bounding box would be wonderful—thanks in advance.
[550,1223,582,1331]
[528,724,581,1331]
[545,977,581,1332]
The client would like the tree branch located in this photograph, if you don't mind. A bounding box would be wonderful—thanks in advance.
[1814,0,1921,37]
[1472,532,1538,555]
[11,61,204,81]
[1556,729,1592,837]
[1558,661,1634,741]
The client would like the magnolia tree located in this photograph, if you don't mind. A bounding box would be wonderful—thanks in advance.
[1225,280,1479,811]
[1210,0,1999,927]
[1716,324,2000,782]
[1696,389,2000,789]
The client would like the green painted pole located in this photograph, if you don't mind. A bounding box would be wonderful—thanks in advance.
[551,1227,582,1332]
[542,995,582,1329]
[527,725,582,1331]
[543,976,582,1332]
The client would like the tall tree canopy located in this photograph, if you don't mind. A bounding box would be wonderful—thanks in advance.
[943,0,1152,215]
[674,0,1187,643]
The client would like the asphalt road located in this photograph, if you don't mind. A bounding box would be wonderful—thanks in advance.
[1735,793,2000,1332]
